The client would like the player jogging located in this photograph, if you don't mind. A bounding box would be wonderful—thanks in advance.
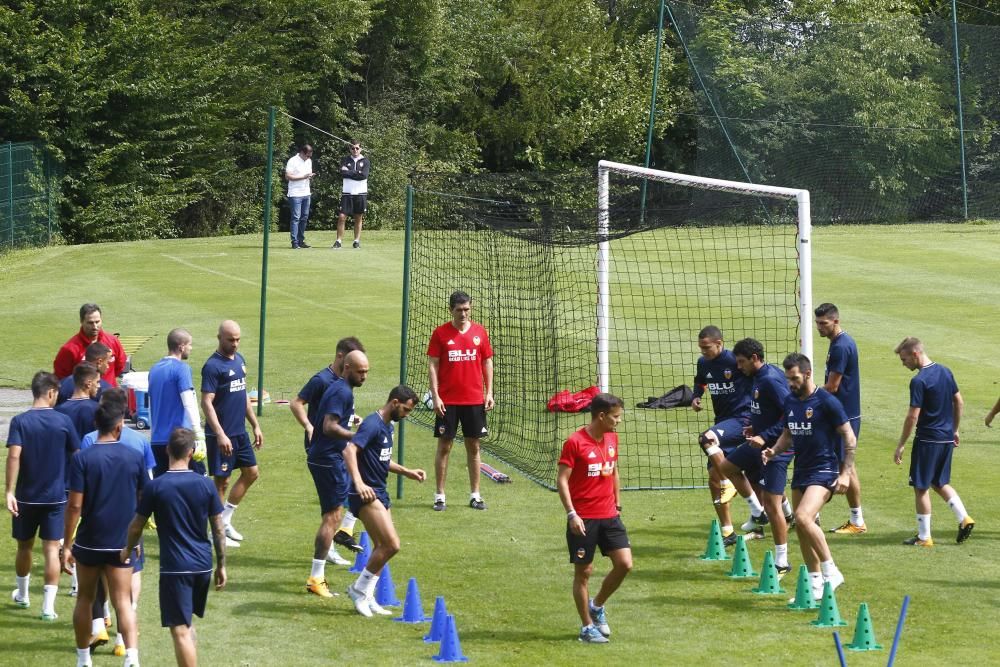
[557,393,632,644]
[893,337,974,546]
[763,353,853,602]
[122,428,227,667]
[427,290,494,511]
[343,385,426,617]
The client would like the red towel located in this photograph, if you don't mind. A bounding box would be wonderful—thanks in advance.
[547,386,600,413]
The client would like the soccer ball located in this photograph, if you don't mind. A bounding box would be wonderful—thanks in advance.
[422,391,434,410]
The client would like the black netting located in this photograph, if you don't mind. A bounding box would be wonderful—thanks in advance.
[403,170,801,490]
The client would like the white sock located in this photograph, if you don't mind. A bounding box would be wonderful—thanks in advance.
[434,493,446,503]
[125,647,139,664]
[71,566,78,589]
[820,559,837,577]
[339,512,357,534]
[946,495,968,522]
[310,559,326,579]
[92,617,104,635]
[720,479,733,488]
[42,584,57,614]
[746,494,764,516]
[103,599,110,618]
[917,513,932,540]
[15,574,29,599]
[589,597,603,611]
[115,632,124,646]
[76,647,91,667]
[850,506,864,526]
[721,524,734,535]
[222,502,237,525]
[774,544,789,568]
[808,571,823,587]
[470,492,482,502]
[781,498,792,516]
[356,568,379,597]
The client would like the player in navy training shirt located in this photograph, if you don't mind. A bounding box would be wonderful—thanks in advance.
[893,337,974,546]
[690,326,754,543]
[343,385,426,617]
[123,428,227,666]
[55,362,100,439]
[290,337,366,563]
[304,351,369,599]
[63,402,146,667]
[56,342,112,406]
[5,371,79,620]
[201,320,263,548]
[815,302,867,535]
[763,353,855,602]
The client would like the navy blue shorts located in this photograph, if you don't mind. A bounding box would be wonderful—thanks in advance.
[207,433,257,478]
[12,503,64,541]
[153,443,208,478]
[309,457,349,515]
[72,545,132,569]
[567,517,630,565]
[759,452,792,494]
[909,439,953,489]
[159,573,211,627]
[435,404,488,441]
[704,417,747,470]
[791,470,839,492]
[726,442,763,479]
[348,487,391,518]
[838,418,861,460]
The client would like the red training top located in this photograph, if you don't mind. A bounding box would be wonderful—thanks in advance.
[558,427,619,519]
[53,329,127,386]
[427,321,493,405]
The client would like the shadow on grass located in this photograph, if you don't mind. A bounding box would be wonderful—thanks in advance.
[230,599,360,619]
[0,613,67,655]
[460,628,574,642]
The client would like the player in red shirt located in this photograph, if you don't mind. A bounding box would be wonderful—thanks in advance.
[427,291,494,511]
[557,393,632,644]
[53,303,127,387]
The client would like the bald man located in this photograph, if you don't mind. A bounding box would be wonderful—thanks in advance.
[201,321,264,548]
[304,351,369,598]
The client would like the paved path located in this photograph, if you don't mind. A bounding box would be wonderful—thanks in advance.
[0,388,32,442]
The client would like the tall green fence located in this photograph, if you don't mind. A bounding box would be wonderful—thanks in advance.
[0,142,58,250]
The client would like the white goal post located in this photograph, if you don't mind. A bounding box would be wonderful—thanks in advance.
[596,160,813,392]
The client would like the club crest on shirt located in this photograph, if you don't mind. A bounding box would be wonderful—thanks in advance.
[608,447,615,457]
[473,336,481,345]
[754,388,760,399]
[724,369,733,380]
[806,407,814,419]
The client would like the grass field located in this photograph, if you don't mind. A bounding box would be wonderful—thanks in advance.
[1,223,999,666]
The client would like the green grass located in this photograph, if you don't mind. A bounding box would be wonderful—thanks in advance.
[1,224,999,665]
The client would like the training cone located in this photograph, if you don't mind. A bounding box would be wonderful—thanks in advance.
[348,532,372,574]
[787,565,819,611]
[726,535,758,579]
[432,615,469,663]
[374,563,401,607]
[394,577,431,623]
[699,519,731,561]
[845,602,883,651]
[750,551,786,595]
[811,581,848,628]
[424,596,449,642]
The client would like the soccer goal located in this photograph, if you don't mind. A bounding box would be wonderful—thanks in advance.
[401,163,812,490]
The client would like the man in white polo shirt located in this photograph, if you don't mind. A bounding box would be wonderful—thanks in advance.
[285,144,314,249]
[333,140,369,250]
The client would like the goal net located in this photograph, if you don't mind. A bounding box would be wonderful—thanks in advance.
[402,163,811,490]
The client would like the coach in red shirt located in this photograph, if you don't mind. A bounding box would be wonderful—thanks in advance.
[557,393,633,644]
[53,303,127,387]
[427,290,494,512]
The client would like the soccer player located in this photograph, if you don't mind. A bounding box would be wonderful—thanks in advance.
[986,395,1000,427]
[558,393,632,644]
[305,350,369,598]
[55,362,101,438]
[893,337,974,546]
[427,290,494,511]
[53,303,127,386]
[343,385,426,617]
[5,371,80,620]
[149,328,207,477]
[201,320,264,548]
[290,336,367,565]
[57,342,113,405]
[763,353,853,602]
[690,326,755,545]
[63,401,146,667]
[122,428,227,667]
[815,303,866,535]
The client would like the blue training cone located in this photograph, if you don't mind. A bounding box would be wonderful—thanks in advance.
[374,562,401,607]
[394,577,431,623]
[432,615,469,663]
[348,532,372,574]
[424,596,449,642]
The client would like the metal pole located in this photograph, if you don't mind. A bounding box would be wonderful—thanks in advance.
[257,106,276,417]
[951,0,969,218]
[640,0,667,219]
[7,142,13,246]
[397,184,414,499]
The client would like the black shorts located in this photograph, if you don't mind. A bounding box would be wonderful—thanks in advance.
[72,545,133,569]
[159,572,211,628]
[12,502,64,541]
[340,194,367,216]
[567,517,630,565]
[435,404,488,440]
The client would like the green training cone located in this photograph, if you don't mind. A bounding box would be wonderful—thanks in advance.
[787,565,819,611]
[726,535,758,579]
[811,581,848,627]
[750,551,786,595]
[699,519,731,561]
[846,602,883,651]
